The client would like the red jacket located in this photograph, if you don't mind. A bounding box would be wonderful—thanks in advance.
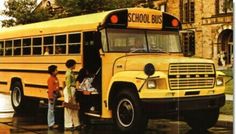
[47,76,59,99]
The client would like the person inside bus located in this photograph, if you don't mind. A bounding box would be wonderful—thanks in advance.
[56,46,62,54]
[44,46,50,55]
[47,65,60,129]
[64,59,82,131]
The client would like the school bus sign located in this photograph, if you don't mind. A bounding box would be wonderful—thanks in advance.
[127,9,163,29]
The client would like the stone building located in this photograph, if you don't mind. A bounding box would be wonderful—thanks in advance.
[154,0,233,67]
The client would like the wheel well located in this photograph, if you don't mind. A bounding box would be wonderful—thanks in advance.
[10,78,23,91]
[108,82,139,110]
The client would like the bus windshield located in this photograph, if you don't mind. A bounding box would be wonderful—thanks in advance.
[103,29,181,53]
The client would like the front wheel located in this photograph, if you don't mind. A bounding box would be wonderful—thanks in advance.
[184,108,220,131]
[112,90,147,133]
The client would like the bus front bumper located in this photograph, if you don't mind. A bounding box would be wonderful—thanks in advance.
[141,94,225,114]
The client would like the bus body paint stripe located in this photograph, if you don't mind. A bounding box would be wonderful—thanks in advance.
[24,84,48,89]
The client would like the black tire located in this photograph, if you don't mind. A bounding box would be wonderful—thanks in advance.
[112,89,148,134]
[11,81,39,113]
[184,108,220,131]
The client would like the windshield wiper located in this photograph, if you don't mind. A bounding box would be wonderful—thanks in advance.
[129,48,147,53]
[151,47,166,53]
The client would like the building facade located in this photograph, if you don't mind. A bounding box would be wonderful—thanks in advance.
[154,0,233,67]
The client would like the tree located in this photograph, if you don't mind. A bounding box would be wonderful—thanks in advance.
[55,0,151,17]
[1,0,52,27]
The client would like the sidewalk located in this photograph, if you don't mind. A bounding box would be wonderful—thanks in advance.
[216,114,233,128]
[226,94,233,101]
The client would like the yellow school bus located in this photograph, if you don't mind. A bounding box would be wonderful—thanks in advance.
[0,8,225,133]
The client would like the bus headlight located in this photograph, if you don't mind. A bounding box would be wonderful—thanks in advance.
[216,77,224,86]
[147,80,156,89]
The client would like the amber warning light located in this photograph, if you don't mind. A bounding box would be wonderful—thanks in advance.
[110,15,118,24]
[171,19,179,27]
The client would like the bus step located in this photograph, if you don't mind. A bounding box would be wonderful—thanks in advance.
[84,112,101,117]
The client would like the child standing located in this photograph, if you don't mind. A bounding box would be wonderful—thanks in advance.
[64,59,80,131]
[47,65,59,129]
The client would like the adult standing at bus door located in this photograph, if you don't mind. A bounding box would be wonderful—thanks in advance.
[64,59,81,131]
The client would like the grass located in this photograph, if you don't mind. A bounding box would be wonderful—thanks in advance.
[221,69,233,95]
[220,101,233,115]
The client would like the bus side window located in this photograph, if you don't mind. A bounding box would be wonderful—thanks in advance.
[14,39,21,56]
[23,38,31,55]
[55,34,66,54]
[0,41,3,56]
[43,36,53,55]
[69,33,81,54]
[33,37,42,55]
[5,40,12,56]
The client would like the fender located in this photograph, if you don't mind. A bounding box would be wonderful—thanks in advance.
[106,71,147,109]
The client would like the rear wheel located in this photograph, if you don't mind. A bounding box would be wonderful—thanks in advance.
[184,108,219,131]
[112,89,147,133]
[11,81,39,113]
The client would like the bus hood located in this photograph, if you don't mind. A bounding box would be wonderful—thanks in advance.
[124,54,214,71]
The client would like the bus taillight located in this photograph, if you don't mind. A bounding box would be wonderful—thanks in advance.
[110,15,118,24]
[171,19,179,27]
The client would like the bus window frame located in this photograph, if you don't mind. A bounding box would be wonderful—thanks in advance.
[32,36,43,55]
[5,40,13,56]
[23,38,32,56]
[0,41,4,56]
[43,35,54,56]
[68,32,81,54]
[55,33,67,55]
[13,39,22,56]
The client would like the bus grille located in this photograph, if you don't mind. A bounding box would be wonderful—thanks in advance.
[168,63,215,90]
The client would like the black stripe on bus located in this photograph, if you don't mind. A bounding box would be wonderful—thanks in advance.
[0,69,66,74]
[25,84,48,89]
[0,81,7,85]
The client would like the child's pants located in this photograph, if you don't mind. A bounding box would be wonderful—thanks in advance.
[63,87,80,128]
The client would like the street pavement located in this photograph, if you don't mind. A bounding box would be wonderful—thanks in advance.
[0,93,233,134]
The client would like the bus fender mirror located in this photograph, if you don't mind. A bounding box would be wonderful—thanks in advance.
[144,63,155,76]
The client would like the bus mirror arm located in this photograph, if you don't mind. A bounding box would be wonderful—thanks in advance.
[99,49,105,56]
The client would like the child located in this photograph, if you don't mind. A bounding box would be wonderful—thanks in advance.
[77,68,98,112]
[78,68,98,94]
[47,65,59,129]
[64,59,81,131]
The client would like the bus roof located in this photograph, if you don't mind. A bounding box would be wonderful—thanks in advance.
[0,8,181,40]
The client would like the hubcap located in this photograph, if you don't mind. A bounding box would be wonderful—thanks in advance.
[117,98,134,127]
[12,87,22,107]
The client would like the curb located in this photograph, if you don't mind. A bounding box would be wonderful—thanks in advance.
[215,120,233,128]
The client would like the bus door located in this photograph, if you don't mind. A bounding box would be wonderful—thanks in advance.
[82,32,102,115]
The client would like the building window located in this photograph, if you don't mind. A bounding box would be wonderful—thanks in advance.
[181,31,195,56]
[159,3,166,12]
[216,0,233,14]
[180,0,195,23]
